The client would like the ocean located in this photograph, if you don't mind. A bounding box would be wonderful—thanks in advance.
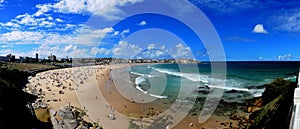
[129,61,300,103]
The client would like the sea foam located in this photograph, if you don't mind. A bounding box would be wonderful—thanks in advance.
[134,76,168,99]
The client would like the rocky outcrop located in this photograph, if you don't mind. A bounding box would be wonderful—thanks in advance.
[50,107,92,129]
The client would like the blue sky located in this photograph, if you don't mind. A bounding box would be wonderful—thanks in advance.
[0,0,299,61]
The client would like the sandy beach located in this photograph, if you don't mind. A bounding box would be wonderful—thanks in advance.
[25,63,250,129]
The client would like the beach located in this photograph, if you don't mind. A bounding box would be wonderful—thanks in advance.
[24,63,267,129]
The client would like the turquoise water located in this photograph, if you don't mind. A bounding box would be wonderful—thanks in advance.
[129,62,300,103]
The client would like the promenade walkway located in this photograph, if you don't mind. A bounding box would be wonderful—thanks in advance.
[290,69,300,129]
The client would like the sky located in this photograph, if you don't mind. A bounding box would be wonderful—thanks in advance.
[0,0,300,61]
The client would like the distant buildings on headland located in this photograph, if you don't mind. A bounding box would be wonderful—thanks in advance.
[84,58,199,65]
[0,53,71,63]
[0,53,199,65]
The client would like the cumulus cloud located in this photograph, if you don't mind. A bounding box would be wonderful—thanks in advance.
[16,13,37,26]
[31,44,91,58]
[55,18,64,22]
[64,44,74,52]
[120,29,130,39]
[35,0,144,20]
[138,20,147,26]
[113,31,119,36]
[138,49,168,59]
[77,27,114,46]
[252,24,268,34]
[8,13,57,28]
[0,22,20,28]
[172,43,192,58]
[90,47,110,55]
[34,4,50,17]
[277,54,292,60]
[112,41,142,58]
[147,44,155,50]
[0,30,76,45]
[0,31,44,43]
[120,29,130,35]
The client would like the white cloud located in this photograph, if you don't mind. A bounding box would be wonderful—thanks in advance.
[140,49,166,58]
[35,0,143,20]
[0,31,44,43]
[43,33,76,44]
[35,4,51,16]
[252,24,268,34]
[0,22,20,28]
[66,24,75,28]
[30,44,91,58]
[147,44,155,50]
[120,29,130,34]
[55,18,64,22]
[112,41,142,58]
[138,20,147,26]
[77,27,114,46]
[277,54,292,60]
[47,16,53,21]
[0,49,34,57]
[160,45,166,50]
[90,47,110,55]
[0,30,76,45]
[40,21,56,27]
[113,31,119,36]
[64,44,74,52]
[272,8,300,32]
[120,29,130,39]
[73,48,90,58]
[0,44,77,58]
[171,43,192,58]
[11,13,57,28]
[17,13,37,26]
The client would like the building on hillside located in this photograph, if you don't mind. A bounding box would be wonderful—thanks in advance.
[0,56,8,62]
[7,54,15,62]
[36,53,39,62]
[48,54,56,62]
[19,56,26,63]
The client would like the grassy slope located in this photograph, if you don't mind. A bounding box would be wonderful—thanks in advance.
[0,62,57,71]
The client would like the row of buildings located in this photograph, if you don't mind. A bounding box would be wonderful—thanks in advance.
[94,58,199,64]
[0,53,199,65]
[0,53,72,63]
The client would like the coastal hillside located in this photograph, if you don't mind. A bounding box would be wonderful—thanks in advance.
[249,78,296,129]
[0,63,56,129]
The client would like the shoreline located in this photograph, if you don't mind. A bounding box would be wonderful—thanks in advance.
[25,63,261,129]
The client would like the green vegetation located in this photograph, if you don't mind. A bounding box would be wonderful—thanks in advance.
[0,62,57,71]
[249,78,296,129]
[262,78,293,104]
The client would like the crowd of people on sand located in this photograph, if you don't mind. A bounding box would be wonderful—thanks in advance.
[24,66,105,117]
[24,65,128,126]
